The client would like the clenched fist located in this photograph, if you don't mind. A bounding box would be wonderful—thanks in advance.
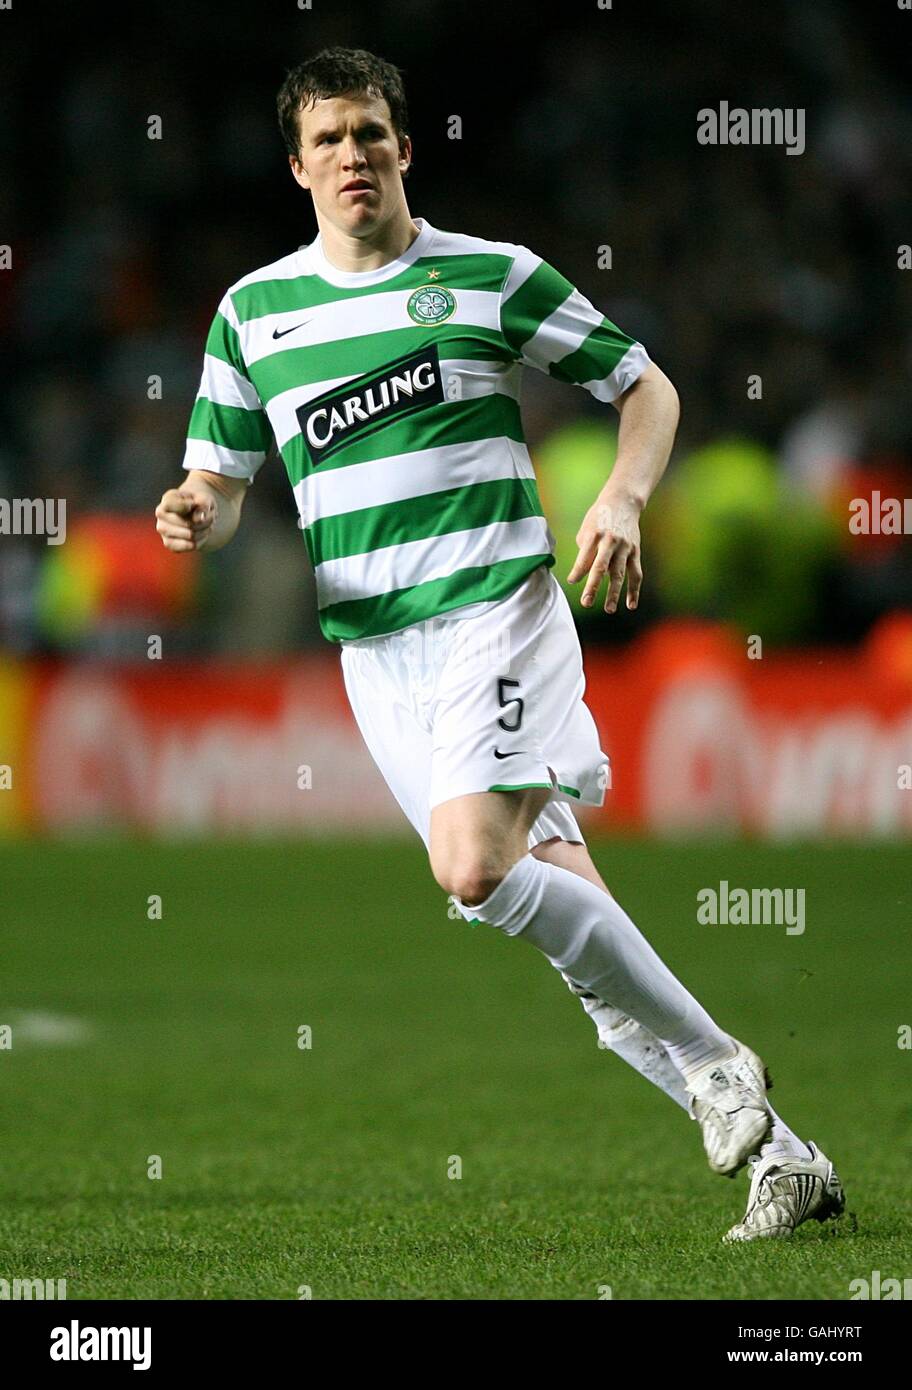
[155,488,218,552]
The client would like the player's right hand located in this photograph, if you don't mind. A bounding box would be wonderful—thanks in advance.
[155,488,218,552]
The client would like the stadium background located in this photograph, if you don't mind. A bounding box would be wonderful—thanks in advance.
[1,0,910,1301]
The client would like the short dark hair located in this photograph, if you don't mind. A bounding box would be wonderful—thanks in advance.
[277,46,410,162]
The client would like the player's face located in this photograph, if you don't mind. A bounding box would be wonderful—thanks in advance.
[290,93,411,236]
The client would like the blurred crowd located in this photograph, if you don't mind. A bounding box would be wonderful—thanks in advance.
[1,0,910,656]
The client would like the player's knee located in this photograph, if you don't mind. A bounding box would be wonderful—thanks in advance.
[430,854,506,907]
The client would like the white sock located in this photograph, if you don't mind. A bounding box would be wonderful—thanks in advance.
[759,1111,814,1163]
[589,1000,693,1109]
[463,855,735,1079]
[568,976,813,1158]
[562,976,690,1110]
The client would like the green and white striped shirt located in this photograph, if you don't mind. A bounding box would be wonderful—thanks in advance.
[182,217,650,642]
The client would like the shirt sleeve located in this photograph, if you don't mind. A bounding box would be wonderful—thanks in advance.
[181,292,274,484]
[499,245,651,403]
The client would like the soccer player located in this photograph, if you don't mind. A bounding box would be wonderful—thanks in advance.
[156,46,843,1242]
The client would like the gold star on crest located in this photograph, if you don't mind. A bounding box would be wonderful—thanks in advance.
[426,268,441,280]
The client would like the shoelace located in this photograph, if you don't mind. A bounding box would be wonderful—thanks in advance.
[747,1157,793,1211]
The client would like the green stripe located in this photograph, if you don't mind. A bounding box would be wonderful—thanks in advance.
[187,398,272,452]
[253,322,509,403]
[309,477,543,566]
[547,317,636,387]
[281,394,523,486]
[231,253,513,323]
[488,782,580,798]
[487,784,580,796]
[322,554,553,642]
[412,254,512,292]
[487,782,552,793]
[500,259,575,353]
[205,312,247,376]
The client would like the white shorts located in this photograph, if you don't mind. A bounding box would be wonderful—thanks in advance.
[340,564,610,849]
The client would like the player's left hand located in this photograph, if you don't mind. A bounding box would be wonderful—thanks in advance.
[567,489,643,613]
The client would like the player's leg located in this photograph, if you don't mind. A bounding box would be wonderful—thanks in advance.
[340,632,436,843]
[531,835,818,1170]
[432,789,735,1080]
[343,589,839,1225]
[343,610,833,1219]
[530,835,844,1248]
[429,786,553,904]
[428,571,773,1174]
[430,785,778,1177]
[531,835,690,1110]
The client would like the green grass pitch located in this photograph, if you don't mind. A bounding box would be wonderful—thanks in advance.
[1,835,909,1300]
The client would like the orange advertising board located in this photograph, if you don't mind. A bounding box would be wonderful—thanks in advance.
[5,616,912,838]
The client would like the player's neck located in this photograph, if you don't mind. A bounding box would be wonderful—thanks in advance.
[317,209,421,274]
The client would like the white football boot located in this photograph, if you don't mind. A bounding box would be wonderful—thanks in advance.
[685,1040,773,1176]
[723,1142,845,1242]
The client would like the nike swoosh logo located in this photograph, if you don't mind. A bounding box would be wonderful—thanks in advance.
[493,749,524,760]
[272,319,312,340]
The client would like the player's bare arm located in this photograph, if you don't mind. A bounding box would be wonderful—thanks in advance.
[568,361,680,612]
[155,469,248,553]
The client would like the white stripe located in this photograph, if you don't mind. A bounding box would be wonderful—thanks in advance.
[182,437,266,480]
[241,287,502,367]
[198,353,264,411]
[308,218,436,288]
[521,287,604,369]
[268,358,521,451]
[581,343,651,403]
[225,222,521,299]
[315,516,551,607]
[500,243,542,301]
[294,438,535,524]
[217,291,241,331]
[420,225,523,261]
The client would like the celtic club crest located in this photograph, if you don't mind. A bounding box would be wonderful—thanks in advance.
[407,285,457,325]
